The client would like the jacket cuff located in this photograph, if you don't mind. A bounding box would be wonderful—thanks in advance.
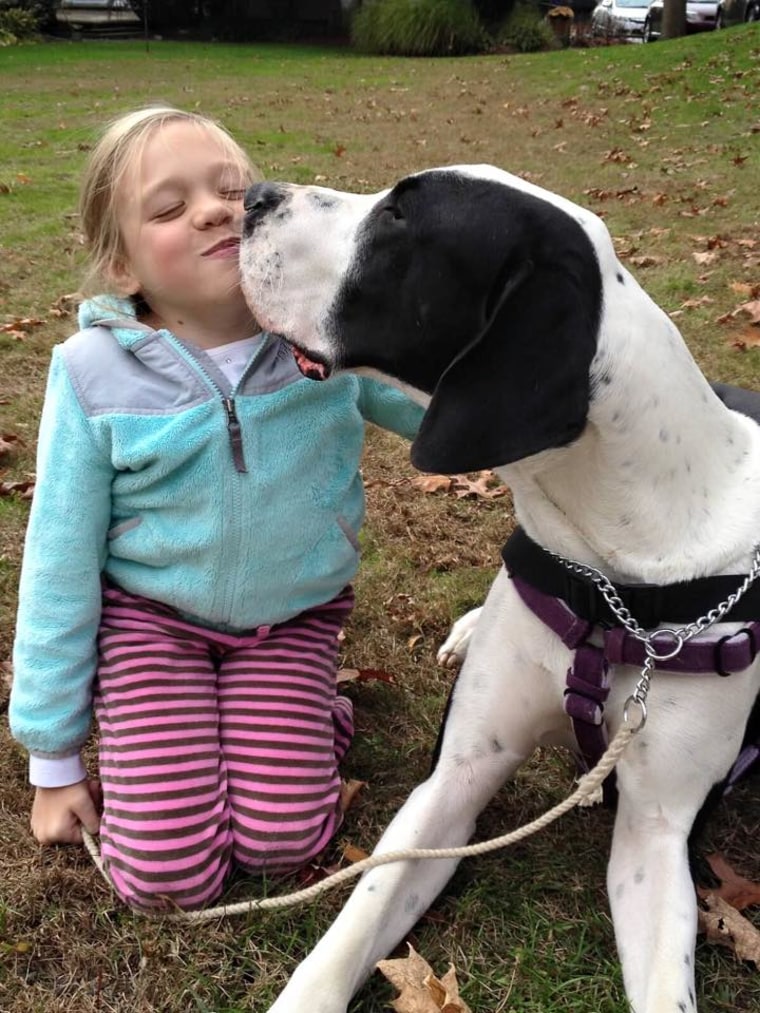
[29,753,87,788]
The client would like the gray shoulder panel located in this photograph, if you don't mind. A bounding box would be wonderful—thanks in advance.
[61,328,214,416]
[238,335,305,396]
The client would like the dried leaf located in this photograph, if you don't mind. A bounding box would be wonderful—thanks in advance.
[0,480,34,499]
[411,475,453,494]
[342,841,370,863]
[700,854,760,911]
[336,667,396,685]
[737,299,760,326]
[377,945,472,1013]
[728,327,760,351]
[698,893,760,965]
[0,433,20,456]
[339,780,367,814]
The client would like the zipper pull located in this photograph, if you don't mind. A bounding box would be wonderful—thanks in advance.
[222,397,247,473]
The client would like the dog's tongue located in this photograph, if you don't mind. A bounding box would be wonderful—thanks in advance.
[293,346,329,381]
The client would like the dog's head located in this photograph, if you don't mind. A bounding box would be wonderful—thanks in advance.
[240,166,606,474]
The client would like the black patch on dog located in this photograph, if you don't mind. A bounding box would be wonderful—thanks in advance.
[325,171,602,473]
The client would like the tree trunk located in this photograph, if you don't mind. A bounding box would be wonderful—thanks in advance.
[662,0,687,37]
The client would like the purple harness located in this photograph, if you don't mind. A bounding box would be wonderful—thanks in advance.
[502,528,760,798]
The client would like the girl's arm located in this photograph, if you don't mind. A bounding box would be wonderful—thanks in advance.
[10,347,114,787]
[356,376,425,440]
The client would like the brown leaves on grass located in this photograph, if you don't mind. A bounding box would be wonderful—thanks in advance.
[337,667,396,685]
[718,280,760,351]
[0,433,21,458]
[0,480,34,500]
[1,316,44,340]
[410,471,508,502]
[377,945,472,1013]
[697,854,760,967]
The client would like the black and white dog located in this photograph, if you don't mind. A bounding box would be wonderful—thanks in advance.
[239,166,760,1013]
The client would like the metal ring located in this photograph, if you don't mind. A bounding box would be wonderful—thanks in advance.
[623,695,647,730]
[644,629,684,662]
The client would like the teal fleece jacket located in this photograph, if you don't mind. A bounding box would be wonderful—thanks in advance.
[10,296,424,778]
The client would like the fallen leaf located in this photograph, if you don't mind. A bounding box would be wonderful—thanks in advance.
[377,944,472,1013]
[0,433,20,456]
[336,667,396,685]
[699,854,760,911]
[698,893,760,966]
[339,779,367,814]
[0,480,34,499]
[728,327,760,351]
[411,475,453,494]
[342,841,370,863]
[737,299,760,326]
[692,251,718,266]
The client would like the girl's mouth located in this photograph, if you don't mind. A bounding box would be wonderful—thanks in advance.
[204,237,240,258]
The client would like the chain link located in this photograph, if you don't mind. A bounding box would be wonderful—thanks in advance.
[548,545,760,725]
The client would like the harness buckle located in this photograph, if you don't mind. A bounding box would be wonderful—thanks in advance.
[713,626,758,678]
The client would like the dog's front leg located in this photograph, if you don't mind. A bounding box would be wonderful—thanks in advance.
[606,667,760,1013]
[269,573,545,1013]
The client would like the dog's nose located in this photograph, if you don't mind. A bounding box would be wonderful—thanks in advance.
[244,181,287,216]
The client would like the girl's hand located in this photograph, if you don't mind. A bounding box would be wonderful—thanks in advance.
[31,779,102,845]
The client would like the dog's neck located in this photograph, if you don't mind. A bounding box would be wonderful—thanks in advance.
[501,273,760,585]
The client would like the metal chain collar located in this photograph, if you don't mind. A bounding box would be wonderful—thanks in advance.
[548,545,760,728]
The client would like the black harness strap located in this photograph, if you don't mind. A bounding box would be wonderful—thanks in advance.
[502,526,760,629]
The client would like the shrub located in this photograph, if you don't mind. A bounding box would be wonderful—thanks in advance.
[0,6,40,44]
[495,1,556,52]
[351,0,488,57]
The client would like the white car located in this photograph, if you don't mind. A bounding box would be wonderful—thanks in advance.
[643,0,718,40]
[591,0,652,38]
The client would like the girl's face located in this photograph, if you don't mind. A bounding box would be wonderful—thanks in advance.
[113,121,252,340]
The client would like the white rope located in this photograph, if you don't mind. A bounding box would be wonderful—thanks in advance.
[81,718,638,923]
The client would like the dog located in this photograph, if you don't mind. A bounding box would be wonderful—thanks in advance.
[239,165,760,1013]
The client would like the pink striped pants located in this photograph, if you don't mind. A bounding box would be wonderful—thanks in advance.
[94,584,354,911]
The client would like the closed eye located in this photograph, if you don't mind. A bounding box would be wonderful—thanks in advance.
[151,202,184,221]
[221,188,246,201]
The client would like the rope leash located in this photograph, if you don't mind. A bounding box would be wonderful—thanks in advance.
[81,715,639,924]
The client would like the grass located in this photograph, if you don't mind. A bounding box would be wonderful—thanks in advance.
[0,27,759,1013]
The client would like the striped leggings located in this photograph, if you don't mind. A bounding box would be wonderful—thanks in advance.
[94,583,354,912]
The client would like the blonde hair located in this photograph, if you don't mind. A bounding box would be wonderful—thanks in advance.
[78,106,262,295]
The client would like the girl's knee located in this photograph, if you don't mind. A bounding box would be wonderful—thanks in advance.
[231,796,344,874]
[100,828,233,912]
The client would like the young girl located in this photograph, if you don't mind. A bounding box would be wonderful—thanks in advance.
[9,106,423,911]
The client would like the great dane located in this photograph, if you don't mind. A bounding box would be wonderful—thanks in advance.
[239,165,760,1013]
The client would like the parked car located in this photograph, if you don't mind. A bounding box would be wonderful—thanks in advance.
[590,0,651,39]
[56,1,139,31]
[643,0,718,39]
[716,0,760,26]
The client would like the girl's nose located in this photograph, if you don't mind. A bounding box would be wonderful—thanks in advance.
[195,193,233,228]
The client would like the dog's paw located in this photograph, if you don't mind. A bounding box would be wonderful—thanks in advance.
[436,607,483,668]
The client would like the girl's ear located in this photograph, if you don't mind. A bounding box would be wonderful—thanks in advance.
[107,255,140,296]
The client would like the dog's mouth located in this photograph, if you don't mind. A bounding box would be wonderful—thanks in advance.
[291,344,332,381]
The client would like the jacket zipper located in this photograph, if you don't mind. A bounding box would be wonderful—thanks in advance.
[162,334,257,474]
[222,396,247,474]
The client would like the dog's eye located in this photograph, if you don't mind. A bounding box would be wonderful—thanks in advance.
[379,202,405,224]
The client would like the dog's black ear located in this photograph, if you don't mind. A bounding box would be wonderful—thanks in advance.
[410,255,601,475]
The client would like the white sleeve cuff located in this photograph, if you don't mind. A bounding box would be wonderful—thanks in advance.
[29,753,88,788]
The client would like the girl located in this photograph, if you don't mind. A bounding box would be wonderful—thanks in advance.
[9,107,423,911]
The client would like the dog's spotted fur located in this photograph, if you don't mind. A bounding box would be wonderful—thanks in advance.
[240,166,760,1013]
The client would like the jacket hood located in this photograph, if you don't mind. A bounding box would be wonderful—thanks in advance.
[78,295,155,347]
